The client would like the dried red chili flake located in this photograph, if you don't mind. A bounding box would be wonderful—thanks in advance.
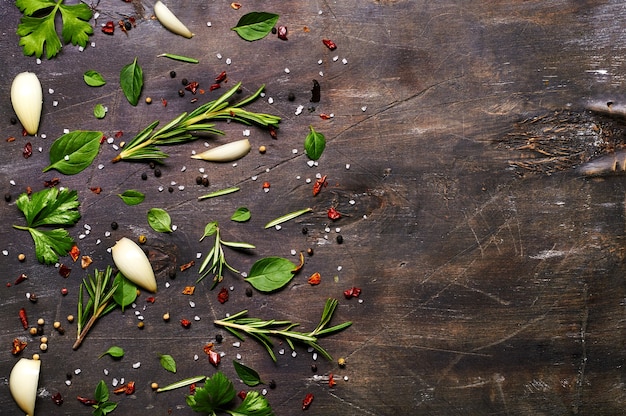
[269,125,278,140]
[146,296,156,304]
[180,319,192,328]
[69,245,80,262]
[89,186,102,194]
[203,342,214,355]
[322,39,337,50]
[23,142,32,158]
[113,381,135,395]
[102,21,115,35]
[81,255,93,269]
[215,71,227,83]
[12,338,27,355]
[308,272,321,285]
[343,286,361,299]
[302,393,314,410]
[99,135,107,144]
[277,25,288,40]
[51,392,63,405]
[313,175,328,196]
[237,390,247,400]
[14,273,28,285]
[208,348,221,367]
[19,308,28,330]
[182,285,195,295]
[327,207,341,221]
[328,373,336,388]
[77,396,98,406]
[292,251,305,274]
[128,16,136,27]
[209,83,221,92]
[185,81,199,94]
[217,287,229,304]
[25,186,32,195]
[22,128,28,137]
[7,136,16,142]
[262,181,270,189]
[59,264,71,278]
[44,177,60,187]
[231,2,242,9]
[180,261,195,272]
[161,98,168,107]
[189,383,196,395]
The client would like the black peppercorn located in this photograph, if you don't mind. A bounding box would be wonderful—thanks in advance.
[288,92,295,101]
[124,20,132,31]
[182,78,189,86]
[336,235,343,244]
[269,380,276,389]
[215,334,223,343]
[170,70,176,78]
[271,27,277,34]
[307,248,314,256]
[178,89,185,97]
[195,176,203,185]
[4,193,11,202]
[111,221,118,230]
[149,162,156,169]
[154,168,162,177]
[311,364,317,372]
[10,117,17,125]
[168,186,174,193]
[302,227,308,235]
[202,177,209,187]
[141,172,148,180]
[168,269,177,279]
[245,287,253,297]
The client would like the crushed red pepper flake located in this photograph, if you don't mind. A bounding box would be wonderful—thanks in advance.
[23,142,32,158]
[269,125,278,140]
[69,245,80,262]
[180,319,192,328]
[81,255,92,269]
[44,177,60,187]
[307,272,321,285]
[59,264,71,278]
[146,296,156,303]
[302,393,314,410]
[182,286,195,295]
[180,260,195,272]
[215,71,227,83]
[343,286,361,299]
[237,390,247,400]
[113,381,135,395]
[319,113,332,120]
[102,21,115,35]
[189,383,196,395]
[217,287,229,304]
[322,38,337,50]
[328,373,336,388]
[114,131,124,139]
[203,342,214,355]
[185,81,199,94]
[208,348,221,367]
[292,251,305,274]
[7,136,16,142]
[231,2,241,9]
[51,392,63,405]
[209,83,221,91]
[327,207,341,221]
[161,98,168,107]
[313,175,327,196]
[25,186,32,195]
[12,338,27,355]
[19,308,28,330]
[89,186,102,194]
[14,273,28,285]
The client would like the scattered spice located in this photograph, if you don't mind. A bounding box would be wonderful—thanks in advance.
[59,264,71,278]
[319,113,332,120]
[43,177,60,187]
[12,338,27,355]
[208,348,221,367]
[269,125,278,140]
[302,393,314,410]
[146,296,156,303]
[81,255,92,269]
[69,245,80,261]
[231,2,241,9]
[293,251,305,273]
[238,390,247,400]
[209,83,221,91]
[217,287,229,304]
[89,186,102,194]
[322,38,337,50]
[19,308,28,330]
[343,286,361,299]
[180,260,195,272]
[182,286,195,295]
[113,381,135,395]
[313,175,327,196]
[328,373,336,388]
[277,25,288,40]
[14,273,28,284]
[76,396,98,406]
[180,319,192,328]
[311,80,320,103]
[327,207,341,221]
[185,81,199,94]
[51,392,63,405]
[307,272,321,285]
[23,142,32,158]
[215,71,227,83]
[102,21,115,35]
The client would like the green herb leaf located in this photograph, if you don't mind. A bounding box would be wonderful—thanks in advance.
[159,354,177,373]
[245,257,297,292]
[304,125,326,160]
[94,103,107,119]
[118,190,145,206]
[95,401,118,416]
[16,0,94,59]
[198,187,240,201]
[99,346,124,359]
[232,360,263,387]
[231,207,251,222]
[43,130,103,175]
[200,221,218,241]
[147,208,173,233]
[232,390,273,416]
[156,376,207,393]
[157,53,199,63]
[120,57,143,106]
[231,12,279,41]
[94,380,109,403]
[264,208,312,229]
[24,227,75,265]
[186,372,236,413]
[84,70,106,86]
[112,272,137,310]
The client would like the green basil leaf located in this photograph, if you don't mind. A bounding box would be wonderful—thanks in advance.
[43,130,102,175]
[118,190,145,206]
[233,360,263,386]
[304,125,326,160]
[98,401,118,414]
[99,346,125,359]
[159,354,177,373]
[231,12,279,41]
[157,53,199,63]
[112,272,137,310]
[148,208,173,233]
[84,70,106,87]
[120,57,143,106]
[245,257,296,292]
[94,380,109,402]
[231,207,251,222]
[94,103,107,119]
[200,221,218,241]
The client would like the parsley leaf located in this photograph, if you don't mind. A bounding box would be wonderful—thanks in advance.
[13,187,81,264]
[228,391,273,416]
[16,0,94,59]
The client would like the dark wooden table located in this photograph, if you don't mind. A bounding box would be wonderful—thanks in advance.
[2,1,626,414]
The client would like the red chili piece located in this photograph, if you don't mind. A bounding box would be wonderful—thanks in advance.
[322,39,337,50]
[59,264,71,278]
[100,135,107,144]
[12,338,27,355]
[180,319,192,328]
[14,273,28,285]
[269,125,278,140]
[51,392,63,405]
[102,21,115,35]
[185,81,199,94]
[217,287,229,304]
[22,128,28,137]
[44,177,60,187]
[327,207,341,221]
[208,349,221,367]
[308,272,321,285]
[189,383,196,395]
[302,393,314,410]
[77,396,98,406]
[238,390,247,400]
[161,98,168,107]
[89,186,102,194]
[328,373,336,388]
[23,142,32,158]
[113,381,135,395]
[215,71,227,83]
[69,245,80,262]
[209,83,221,91]
[319,113,332,120]
[343,286,362,299]
[19,308,28,330]
[146,296,155,304]
[277,25,288,40]
[313,175,328,196]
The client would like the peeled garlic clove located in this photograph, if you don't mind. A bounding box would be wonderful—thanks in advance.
[154,1,194,38]
[9,357,41,416]
[11,72,43,135]
[191,139,251,162]
[111,237,157,292]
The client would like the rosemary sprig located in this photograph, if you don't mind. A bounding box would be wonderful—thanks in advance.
[198,221,255,289]
[73,266,119,350]
[111,83,280,163]
[214,298,352,361]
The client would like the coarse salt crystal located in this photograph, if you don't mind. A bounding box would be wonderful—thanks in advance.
[278,349,285,355]
[189,301,195,308]
[346,164,351,169]
[112,144,119,151]
[236,353,241,360]
[296,175,301,180]
[305,178,312,183]
[137,315,144,321]
[216,53,222,59]
[295,105,304,115]
[63,129,70,134]
[333,56,339,62]
[64,155,70,161]
[335,227,341,233]
[196,252,202,259]
[165,282,171,288]
[198,167,205,173]
[337,266,343,271]
[96,239,101,245]
[242,129,250,136]
[274,225,282,230]
[48,88,54,94]
[325,227,331,233]
[65,380,72,386]
[75,368,82,374]
[251,175,258,180]
[315,173,322,179]
[178,186,185,191]
[91,42,96,48]
[233,342,241,348]
[342,58,348,65]
[40,134,47,139]
[312,352,318,360]
[172,224,178,231]
[194,354,199,360]
[207,21,212,27]
[344,375,349,381]
[132,362,141,369]
[262,389,268,395]
[291,351,297,357]
[292,148,298,154]
[105,231,111,237]
[290,249,297,255]
[107,137,114,144]
[361,106,367,112]
[135,311,141,316]
[9,180,16,186]
[158,186,164,192]
[241,272,247,277]
[112,378,118,386]
[260,92,266,97]
[264,188,270,193]
[36,58,41,65]
[284,68,290,73]
[226,58,232,65]
[307,160,315,167]
[232,163,238,167]
[181,166,187,172]
[38,147,43,152]
[194,316,200,321]
[268,97,274,104]
[229,285,234,290]
[78,234,86,239]
[319,71,324,77]
[318,59,323,64]
[52,101,58,106]
[79,46,84,52]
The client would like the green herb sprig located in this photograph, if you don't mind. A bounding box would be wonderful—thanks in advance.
[91,380,118,416]
[214,298,352,362]
[198,221,255,289]
[111,83,280,163]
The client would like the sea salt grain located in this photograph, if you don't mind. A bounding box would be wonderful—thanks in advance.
[233,342,241,348]
[274,225,282,230]
[290,249,297,256]
[284,68,290,73]
[291,351,297,357]
[52,101,58,107]
[268,97,274,104]
[295,105,304,115]
[333,56,339,62]
[216,53,222,59]
[196,252,202,259]
[312,352,318,360]
[207,21,212,27]
[292,148,298,154]
[226,58,232,65]
[243,129,250,136]
[74,368,82,375]
[189,301,196,308]
[278,349,285,355]
[48,88,54,94]
[346,164,351,170]
[236,353,242,360]
[318,59,323,65]
[361,106,367,112]
[112,378,118,386]
[342,58,348,65]
[132,362,141,369]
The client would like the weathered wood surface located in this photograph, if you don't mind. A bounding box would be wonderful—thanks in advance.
[2,0,626,414]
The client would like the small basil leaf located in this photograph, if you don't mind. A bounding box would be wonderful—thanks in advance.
[94,103,107,119]
[94,380,109,403]
[231,12,279,41]
[147,208,173,233]
[120,57,143,106]
[112,272,137,310]
[99,346,125,359]
[84,70,106,87]
[233,360,263,386]
[118,190,145,206]
[159,354,177,373]
[304,125,325,160]
[245,257,296,292]
[200,221,218,241]
[43,130,103,175]
[231,207,251,222]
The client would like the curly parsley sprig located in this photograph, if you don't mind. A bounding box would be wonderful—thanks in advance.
[111,82,280,163]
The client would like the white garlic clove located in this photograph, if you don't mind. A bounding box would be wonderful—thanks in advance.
[154,1,194,38]
[111,237,157,292]
[11,72,43,135]
[9,357,41,416]
[191,139,251,162]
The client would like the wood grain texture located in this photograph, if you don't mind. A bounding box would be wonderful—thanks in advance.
[2,0,626,415]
